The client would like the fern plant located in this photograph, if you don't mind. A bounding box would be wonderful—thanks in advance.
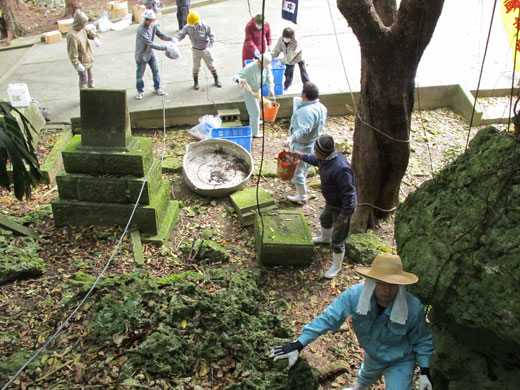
[0,101,43,200]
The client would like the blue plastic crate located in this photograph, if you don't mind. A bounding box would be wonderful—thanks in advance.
[211,126,252,152]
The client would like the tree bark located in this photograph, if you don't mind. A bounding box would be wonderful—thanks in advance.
[0,0,24,41]
[336,0,444,233]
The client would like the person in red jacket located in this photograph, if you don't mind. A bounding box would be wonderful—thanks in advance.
[242,14,272,67]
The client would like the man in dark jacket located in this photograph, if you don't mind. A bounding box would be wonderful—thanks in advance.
[292,135,357,278]
[175,0,190,30]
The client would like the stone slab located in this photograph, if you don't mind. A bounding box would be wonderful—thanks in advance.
[39,127,74,184]
[79,89,132,150]
[230,187,277,226]
[130,229,145,265]
[254,210,314,266]
[62,135,153,176]
[142,200,180,246]
[0,214,38,239]
[161,156,183,173]
[56,159,162,204]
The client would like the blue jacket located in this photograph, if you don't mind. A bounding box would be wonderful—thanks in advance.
[301,151,356,216]
[288,99,327,146]
[297,283,434,367]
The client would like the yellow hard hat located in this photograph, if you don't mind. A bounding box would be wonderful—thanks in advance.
[187,11,199,25]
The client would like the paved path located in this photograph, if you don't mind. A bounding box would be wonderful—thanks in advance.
[0,0,516,123]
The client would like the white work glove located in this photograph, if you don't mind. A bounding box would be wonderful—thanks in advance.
[268,45,272,52]
[171,37,178,44]
[269,89,275,98]
[254,48,261,58]
[283,137,292,148]
[269,341,303,371]
[93,37,101,47]
[76,63,86,72]
[419,375,432,390]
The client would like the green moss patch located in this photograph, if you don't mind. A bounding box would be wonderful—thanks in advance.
[345,232,393,265]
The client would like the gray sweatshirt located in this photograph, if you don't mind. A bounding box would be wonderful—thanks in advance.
[175,21,214,50]
[135,22,173,63]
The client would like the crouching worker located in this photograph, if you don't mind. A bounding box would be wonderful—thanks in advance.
[270,253,434,390]
[291,135,355,278]
[67,10,100,89]
[173,11,221,90]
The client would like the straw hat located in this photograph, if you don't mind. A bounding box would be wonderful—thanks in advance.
[355,253,418,285]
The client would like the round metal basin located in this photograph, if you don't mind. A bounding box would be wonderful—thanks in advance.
[183,139,254,197]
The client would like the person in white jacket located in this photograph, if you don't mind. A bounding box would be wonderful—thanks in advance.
[271,27,310,91]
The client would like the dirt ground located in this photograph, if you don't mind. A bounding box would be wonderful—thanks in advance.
[8,0,143,40]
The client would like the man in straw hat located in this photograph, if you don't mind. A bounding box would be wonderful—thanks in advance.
[270,253,434,390]
[291,135,356,278]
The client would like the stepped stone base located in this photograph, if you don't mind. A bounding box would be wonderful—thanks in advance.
[62,135,153,176]
[254,210,314,266]
[230,187,277,226]
[52,182,173,235]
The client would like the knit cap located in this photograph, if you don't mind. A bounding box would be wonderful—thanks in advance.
[315,135,335,156]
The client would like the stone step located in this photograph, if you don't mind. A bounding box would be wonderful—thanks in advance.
[61,135,153,176]
[230,187,277,226]
[56,159,162,204]
[141,199,180,246]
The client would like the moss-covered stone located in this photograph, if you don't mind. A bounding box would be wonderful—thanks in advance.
[0,228,45,285]
[180,239,230,264]
[63,268,318,390]
[345,232,393,265]
[395,127,520,388]
[230,187,277,226]
[0,350,40,381]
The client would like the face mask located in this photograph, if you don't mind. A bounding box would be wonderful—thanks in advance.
[283,38,291,43]
[255,24,262,29]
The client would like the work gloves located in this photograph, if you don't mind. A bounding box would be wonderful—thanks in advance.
[93,37,101,47]
[419,375,432,389]
[291,151,302,160]
[76,63,86,72]
[254,49,261,58]
[283,137,292,148]
[269,341,303,370]
[269,89,275,98]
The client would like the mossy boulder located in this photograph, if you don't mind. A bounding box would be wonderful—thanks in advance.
[395,127,520,389]
[180,239,230,264]
[62,268,319,390]
[0,228,45,285]
[345,232,392,265]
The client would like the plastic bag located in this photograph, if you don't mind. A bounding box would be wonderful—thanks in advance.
[98,11,113,33]
[111,13,132,31]
[188,115,222,141]
[165,42,181,60]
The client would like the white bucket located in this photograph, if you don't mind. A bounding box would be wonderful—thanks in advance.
[7,83,32,107]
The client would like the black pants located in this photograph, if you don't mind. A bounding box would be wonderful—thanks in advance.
[284,60,310,89]
[177,6,189,29]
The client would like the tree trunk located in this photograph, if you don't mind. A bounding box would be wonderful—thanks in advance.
[64,0,80,18]
[0,0,24,41]
[336,0,444,233]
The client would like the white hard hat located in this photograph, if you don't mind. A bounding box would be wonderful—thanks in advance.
[143,9,157,20]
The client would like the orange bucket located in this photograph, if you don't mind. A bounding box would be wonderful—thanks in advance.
[263,101,280,123]
[277,151,300,181]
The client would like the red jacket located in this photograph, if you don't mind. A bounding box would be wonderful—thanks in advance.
[241,18,271,67]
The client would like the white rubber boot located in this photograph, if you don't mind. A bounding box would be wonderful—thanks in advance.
[287,183,307,202]
[312,227,332,244]
[324,251,344,279]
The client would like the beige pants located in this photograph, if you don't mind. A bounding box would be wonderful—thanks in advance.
[192,48,216,75]
[78,67,94,89]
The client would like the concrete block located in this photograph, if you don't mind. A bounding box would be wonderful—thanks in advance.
[62,135,153,176]
[40,128,74,184]
[230,187,277,226]
[79,89,133,150]
[0,214,38,239]
[254,210,314,266]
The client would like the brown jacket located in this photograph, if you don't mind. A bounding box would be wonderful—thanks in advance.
[67,11,96,69]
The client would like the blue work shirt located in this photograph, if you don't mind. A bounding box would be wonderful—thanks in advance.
[232,60,274,92]
[288,99,327,146]
[297,283,434,368]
